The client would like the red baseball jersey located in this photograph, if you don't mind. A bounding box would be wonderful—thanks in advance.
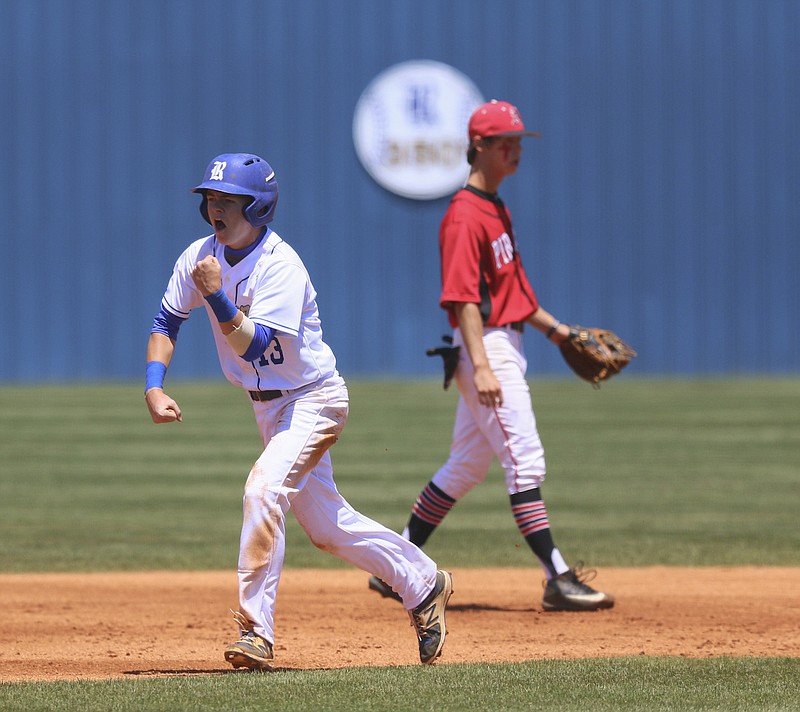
[439,187,539,328]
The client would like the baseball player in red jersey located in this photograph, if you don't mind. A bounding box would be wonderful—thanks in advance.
[370,100,615,612]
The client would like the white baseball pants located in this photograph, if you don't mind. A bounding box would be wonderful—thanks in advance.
[431,326,547,499]
[238,374,437,644]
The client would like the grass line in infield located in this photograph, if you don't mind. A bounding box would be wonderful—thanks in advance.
[1,657,799,711]
[0,377,799,572]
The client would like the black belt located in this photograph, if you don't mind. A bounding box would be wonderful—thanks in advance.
[506,321,524,333]
[249,390,284,402]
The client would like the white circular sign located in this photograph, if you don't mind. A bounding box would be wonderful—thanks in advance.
[353,60,484,200]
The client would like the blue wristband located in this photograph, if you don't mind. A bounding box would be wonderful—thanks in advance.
[204,289,239,323]
[145,361,167,393]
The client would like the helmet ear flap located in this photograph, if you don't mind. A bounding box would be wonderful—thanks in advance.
[240,196,257,224]
[198,193,211,224]
[242,180,278,227]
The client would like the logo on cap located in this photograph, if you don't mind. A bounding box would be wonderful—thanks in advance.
[468,100,541,141]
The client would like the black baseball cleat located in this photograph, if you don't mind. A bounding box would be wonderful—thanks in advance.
[408,570,454,664]
[368,575,403,602]
[542,564,615,612]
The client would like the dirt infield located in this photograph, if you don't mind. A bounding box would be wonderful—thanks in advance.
[1,567,798,682]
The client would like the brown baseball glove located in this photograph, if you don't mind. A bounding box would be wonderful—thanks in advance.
[559,326,637,386]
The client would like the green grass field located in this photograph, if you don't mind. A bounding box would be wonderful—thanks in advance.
[1,378,798,710]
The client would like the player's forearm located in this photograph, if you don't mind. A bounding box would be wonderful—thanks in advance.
[454,302,492,371]
[527,307,570,344]
[204,289,276,359]
[146,332,175,367]
[454,301,503,406]
[145,332,176,394]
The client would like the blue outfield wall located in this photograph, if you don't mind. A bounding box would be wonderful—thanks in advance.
[1,0,798,382]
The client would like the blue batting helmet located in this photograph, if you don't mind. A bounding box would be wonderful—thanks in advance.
[192,153,279,227]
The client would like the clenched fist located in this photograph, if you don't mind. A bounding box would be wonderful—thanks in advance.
[191,255,223,296]
[145,388,183,423]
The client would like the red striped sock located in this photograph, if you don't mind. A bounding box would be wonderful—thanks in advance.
[510,488,559,577]
[405,482,457,546]
[411,482,456,526]
[512,499,550,537]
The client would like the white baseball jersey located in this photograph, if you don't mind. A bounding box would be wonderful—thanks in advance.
[160,227,439,645]
[160,229,338,391]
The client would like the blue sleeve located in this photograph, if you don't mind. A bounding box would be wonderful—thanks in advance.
[151,307,186,340]
[241,323,276,362]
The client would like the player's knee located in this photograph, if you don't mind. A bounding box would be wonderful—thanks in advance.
[433,465,486,499]
[306,532,338,554]
[505,469,546,493]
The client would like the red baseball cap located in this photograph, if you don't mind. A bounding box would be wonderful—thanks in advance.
[468,100,542,140]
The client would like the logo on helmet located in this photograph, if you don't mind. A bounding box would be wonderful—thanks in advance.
[210,161,227,181]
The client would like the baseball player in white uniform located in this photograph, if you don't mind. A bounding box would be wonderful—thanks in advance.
[144,153,453,669]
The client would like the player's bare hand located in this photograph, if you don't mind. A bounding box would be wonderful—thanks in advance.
[474,366,503,407]
[145,388,183,423]
[191,256,223,296]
